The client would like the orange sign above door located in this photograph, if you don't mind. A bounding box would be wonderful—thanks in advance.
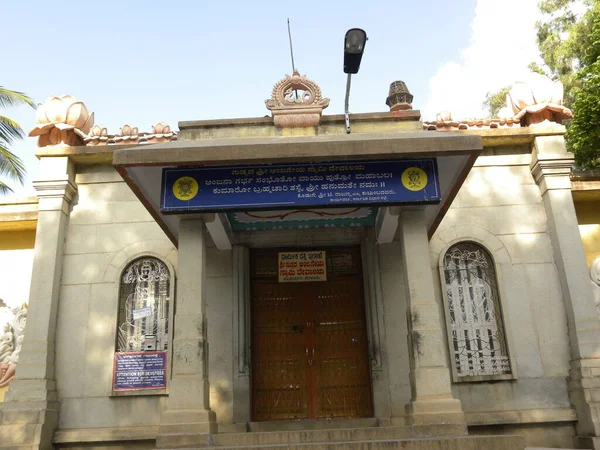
[278,251,327,283]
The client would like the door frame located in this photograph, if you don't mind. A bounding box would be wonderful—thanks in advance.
[231,233,388,424]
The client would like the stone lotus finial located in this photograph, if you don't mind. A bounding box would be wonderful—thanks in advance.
[119,124,139,139]
[152,122,171,135]
[84,125,109,146]
[503,76,572,126]
[146,122,176,144]
[265,70,330,128]
[436,111,453,122]
[29,95,94,147]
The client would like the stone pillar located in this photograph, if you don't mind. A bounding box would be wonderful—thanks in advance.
[156,218,216,448]
[531,135,600,449]
[398,209,466,426]
[0,156,76,450]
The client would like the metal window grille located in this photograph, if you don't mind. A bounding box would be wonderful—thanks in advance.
[117,257,170,352]
[443,243,510,377]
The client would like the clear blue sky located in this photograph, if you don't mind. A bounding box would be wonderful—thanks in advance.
[3,0,485,193]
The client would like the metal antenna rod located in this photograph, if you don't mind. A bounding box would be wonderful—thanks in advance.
[287,18,299,101]
[287,18,296,72]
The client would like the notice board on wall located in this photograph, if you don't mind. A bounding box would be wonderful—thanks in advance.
[113,351,167,391]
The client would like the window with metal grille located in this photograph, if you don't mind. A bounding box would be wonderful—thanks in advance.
[117,257,170,352]
[442,242,511,378]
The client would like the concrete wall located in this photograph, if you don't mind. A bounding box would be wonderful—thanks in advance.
[55,166,176,432]
[429,148,575,446]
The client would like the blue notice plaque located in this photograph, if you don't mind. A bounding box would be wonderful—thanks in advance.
[113,351,167,391]
[161,159,440,213]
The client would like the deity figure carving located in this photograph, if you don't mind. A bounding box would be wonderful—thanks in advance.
[591,257,600,317]
[0,303,28,388]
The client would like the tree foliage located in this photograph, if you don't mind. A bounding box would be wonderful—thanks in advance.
[0,88,34,194]
[483,85,512,118]
[535,0,597,107]
[565,4,600,169]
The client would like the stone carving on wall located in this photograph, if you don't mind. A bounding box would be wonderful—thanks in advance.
[0,301,27,388]
[591,257,600,317]
[265,69,330,128]
[29,95,95,147]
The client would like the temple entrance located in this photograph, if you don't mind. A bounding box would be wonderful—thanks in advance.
[250,247,373,421]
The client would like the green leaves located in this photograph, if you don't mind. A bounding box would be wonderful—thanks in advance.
[0,87,35,109]
[483,85,512,118]
[0,86,34,194]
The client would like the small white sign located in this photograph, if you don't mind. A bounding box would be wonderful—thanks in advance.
[132,307,152,321]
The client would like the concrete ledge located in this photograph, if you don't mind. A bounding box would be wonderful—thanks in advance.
[0,196,38,231]
[53,426,158,444]
[466,408,577,426]
[113,131,482,168]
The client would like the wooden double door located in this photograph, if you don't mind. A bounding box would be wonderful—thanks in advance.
[250,247,373,421]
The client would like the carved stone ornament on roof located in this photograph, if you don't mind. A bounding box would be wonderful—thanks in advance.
[146,122,176,144]
[82,122,178,146]
[423,115,520,131]
[84,125,109,146]
[499,76,573,126]
[265,69,330,128]
[29,95,94,147]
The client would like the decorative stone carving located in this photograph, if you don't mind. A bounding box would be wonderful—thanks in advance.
[504,76,573,126]
[83,122,177,146]
[29,95,94,147]
[386,81,414,111]
[146,122,176,144]
[436,111,453,122]
[0,302,27,388]
[114,124,139,144]
[591,257,600,317]
[84,125,109,146]
[265,70,329,128]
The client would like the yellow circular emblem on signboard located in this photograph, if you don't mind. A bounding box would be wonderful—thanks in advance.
[401,167,428,191]
[173,176,199,201]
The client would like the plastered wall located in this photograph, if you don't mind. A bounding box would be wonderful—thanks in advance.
[429,149,574,441]
[55,166,176,430]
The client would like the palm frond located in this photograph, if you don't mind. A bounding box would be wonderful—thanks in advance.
[0,143,26,186]
[0,180,14,195]
[0,87,35,109]
[0,115,25,144]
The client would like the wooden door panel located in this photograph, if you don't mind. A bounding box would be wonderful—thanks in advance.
[251,281,308,421]
[250,247,373,421]
[313,279,373,418]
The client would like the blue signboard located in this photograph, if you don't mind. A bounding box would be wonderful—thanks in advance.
[161,159,440,213]
[113,351,167,391]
